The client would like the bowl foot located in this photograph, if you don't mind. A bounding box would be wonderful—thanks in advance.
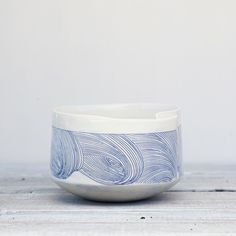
[53,178,179,202]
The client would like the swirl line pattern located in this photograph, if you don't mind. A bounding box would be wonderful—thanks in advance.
[51,127,181,185]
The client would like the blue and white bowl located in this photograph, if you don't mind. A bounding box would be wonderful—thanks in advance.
[50,104,182,202]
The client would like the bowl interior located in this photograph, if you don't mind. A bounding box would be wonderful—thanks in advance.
[54,103,178,120]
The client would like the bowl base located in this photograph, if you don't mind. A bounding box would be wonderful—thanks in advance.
[53,178,179,202]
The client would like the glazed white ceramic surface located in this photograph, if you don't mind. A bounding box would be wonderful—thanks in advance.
[52,103,180,133]
[50,104,182,202]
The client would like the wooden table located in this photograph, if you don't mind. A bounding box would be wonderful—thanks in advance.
[1,164,236,235]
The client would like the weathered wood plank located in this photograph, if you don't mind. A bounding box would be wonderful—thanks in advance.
[1,192,236,218]
[1,222,236,235]
[1,164,236,235]
[1,164,236,194]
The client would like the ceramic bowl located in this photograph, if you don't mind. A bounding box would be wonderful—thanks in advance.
[50,104,182,202]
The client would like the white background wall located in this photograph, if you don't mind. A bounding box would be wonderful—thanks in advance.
[0,0,235,164]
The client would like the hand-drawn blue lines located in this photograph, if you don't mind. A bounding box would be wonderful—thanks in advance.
[51,127,181,185]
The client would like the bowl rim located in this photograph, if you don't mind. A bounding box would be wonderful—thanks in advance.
[52,103,181,133]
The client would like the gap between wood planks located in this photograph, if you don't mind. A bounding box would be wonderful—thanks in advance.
[1,188,236,195]
[169,189,236,192]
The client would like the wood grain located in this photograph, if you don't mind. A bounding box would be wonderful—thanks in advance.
[0,164,236,235]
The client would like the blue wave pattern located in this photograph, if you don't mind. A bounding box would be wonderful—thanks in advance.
[51,128,84,179]
[51,127,181,185]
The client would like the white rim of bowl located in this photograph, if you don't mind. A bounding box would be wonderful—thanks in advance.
[52,103,181,134]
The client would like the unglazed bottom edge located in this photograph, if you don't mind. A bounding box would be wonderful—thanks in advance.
[52,177,180,202]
